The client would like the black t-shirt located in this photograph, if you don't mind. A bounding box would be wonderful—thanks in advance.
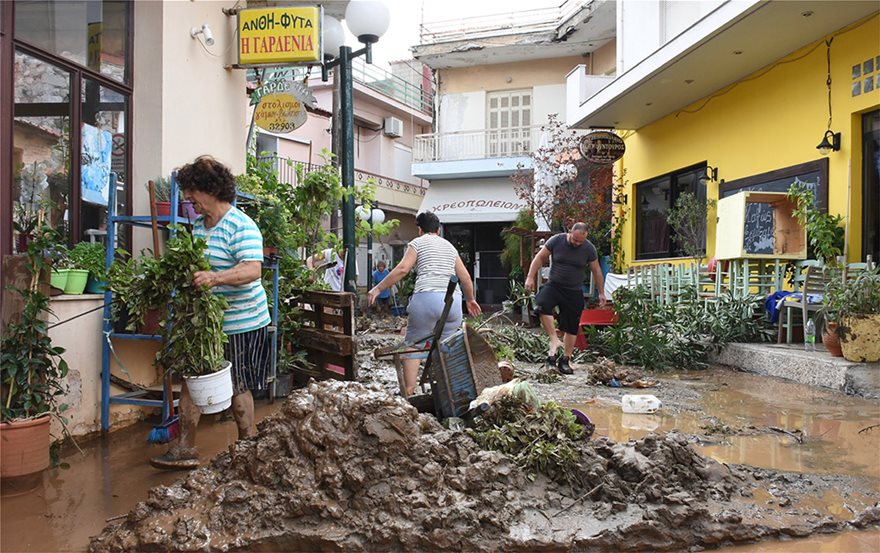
[544,233,598,290]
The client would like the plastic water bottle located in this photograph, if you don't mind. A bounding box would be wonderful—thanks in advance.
[804,318,816,352]
[621,394,662,414]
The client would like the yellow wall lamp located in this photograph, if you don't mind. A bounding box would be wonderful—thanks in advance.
[816,130,841,155]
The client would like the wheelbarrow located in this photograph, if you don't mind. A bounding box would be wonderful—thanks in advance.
[374,277,500,419]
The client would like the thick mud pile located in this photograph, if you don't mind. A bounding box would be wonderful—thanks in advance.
[90,381,879,552]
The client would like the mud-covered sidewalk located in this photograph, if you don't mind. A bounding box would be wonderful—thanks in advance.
[89,326,880,552]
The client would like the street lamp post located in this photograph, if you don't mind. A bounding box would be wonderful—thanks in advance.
[357,205,385,316]
[321,1,390,294]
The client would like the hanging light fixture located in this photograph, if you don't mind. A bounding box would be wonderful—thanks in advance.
[698,165,719,186]
[816,38,841,155]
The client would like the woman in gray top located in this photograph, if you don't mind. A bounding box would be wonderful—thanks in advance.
[368,211,480,396]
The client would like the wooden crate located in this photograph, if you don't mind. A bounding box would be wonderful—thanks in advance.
[287,289,357,382]
[715,191,806,260]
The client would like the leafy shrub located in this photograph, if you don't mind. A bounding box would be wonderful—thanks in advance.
[585,285,771,371]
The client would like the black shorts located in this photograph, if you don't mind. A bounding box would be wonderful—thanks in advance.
[534,282,584,335]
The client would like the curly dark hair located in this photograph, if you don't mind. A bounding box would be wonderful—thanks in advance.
[416,211,441,233]
[176,156,236,203]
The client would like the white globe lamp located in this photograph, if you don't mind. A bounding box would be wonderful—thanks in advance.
[345,0,391,44]
[322,16,346,58]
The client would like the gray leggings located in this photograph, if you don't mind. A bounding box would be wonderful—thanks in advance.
[403,291,462,357]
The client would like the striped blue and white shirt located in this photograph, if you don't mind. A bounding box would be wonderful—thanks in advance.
[193,206,270,335]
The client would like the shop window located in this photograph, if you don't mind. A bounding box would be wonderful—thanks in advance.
[80,77,127,243]
[12,50,72,252]
[635,165,706,260]
[486,89,531,157]
[14,0,130,83]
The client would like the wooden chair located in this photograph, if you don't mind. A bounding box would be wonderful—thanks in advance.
[776,261,830,344]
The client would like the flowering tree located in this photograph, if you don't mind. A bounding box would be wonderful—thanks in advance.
[511,114,615,253]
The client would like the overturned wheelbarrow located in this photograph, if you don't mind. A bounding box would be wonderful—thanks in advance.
[374,278,501,419]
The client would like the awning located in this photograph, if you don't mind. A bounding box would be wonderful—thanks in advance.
[420,178,527,224]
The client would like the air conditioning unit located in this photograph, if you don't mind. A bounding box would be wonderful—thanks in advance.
[383,116,403,138]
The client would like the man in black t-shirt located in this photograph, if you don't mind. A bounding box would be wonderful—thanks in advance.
[525,222,606,374]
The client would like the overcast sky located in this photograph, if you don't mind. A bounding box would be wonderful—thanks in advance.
[342,0,560,69]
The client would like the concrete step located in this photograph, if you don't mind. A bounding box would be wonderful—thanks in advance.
[710,342,880,398]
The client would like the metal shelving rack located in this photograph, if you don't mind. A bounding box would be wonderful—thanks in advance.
[99,177,279,430]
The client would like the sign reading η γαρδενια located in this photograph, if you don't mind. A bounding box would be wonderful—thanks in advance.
[237,7,321,66]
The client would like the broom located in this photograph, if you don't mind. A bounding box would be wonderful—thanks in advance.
[146,180,179,443]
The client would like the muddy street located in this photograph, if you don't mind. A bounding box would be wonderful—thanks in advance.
[3,329,880,552]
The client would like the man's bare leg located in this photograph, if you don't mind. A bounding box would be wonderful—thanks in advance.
[562,332,578,359]
[540,314,561,357]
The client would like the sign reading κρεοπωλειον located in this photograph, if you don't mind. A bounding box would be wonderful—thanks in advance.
[237,7,321,66]
[578,131,626,165]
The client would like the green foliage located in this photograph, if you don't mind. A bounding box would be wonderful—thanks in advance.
[501,209,537,275]
[277,348,313,375]
[67,241,106,281]
[468,396,587,487]
[108,227,228,376]
[585,285,772,371]
[786,185,844,265]
[667,191,716,263]
[1,216,69,421]
[827,266,880,318]
[394,272,415,304]
[147,176,172,203]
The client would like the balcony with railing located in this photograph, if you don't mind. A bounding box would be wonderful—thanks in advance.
[258,156,427,212]
[412,126,541,179]
[264,58,433,117]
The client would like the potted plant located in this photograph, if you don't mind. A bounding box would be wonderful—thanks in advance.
[108,227,232,413]
[148,177,173,217]
[275,348,312,398]
[786,185,844,266]
[67,241,106,294]
[818,269,845,357]
[829,267,880,362]
[1,215,69,486]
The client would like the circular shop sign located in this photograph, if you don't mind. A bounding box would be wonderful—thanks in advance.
[579,131,626,165]
[254,93,306,134]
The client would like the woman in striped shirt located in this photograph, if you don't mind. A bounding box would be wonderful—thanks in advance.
[367,211,480,396]
[151,156,270,470]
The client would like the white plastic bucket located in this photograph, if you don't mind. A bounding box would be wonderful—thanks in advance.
[184,360,233,414]
[621,394,662,414]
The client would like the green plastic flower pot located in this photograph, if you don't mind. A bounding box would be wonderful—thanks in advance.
[50,269,70,291]
[63,269,89,295]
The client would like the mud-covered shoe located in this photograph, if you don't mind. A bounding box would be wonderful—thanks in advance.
[556,356,574,375]
[149,446,200,470]
[544,354,558,372]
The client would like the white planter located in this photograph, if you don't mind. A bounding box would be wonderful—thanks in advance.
[184,360,233,414]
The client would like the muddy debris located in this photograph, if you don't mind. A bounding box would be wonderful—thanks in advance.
[89,380,880,552]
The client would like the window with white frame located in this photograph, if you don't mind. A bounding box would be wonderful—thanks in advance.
[486,89,531,157]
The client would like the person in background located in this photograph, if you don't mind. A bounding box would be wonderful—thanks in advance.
[367,211,481,396]
[525,222,606,375]
[150,155,270,470]
[372,260,391,316]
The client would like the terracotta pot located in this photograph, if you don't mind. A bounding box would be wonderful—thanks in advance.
[822,322,843,357]
[839,314,880,363]
[0,415,51,479]
[139,308,163,335]
[155,201,172,217]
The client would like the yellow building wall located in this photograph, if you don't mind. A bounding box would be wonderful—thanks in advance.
[619,14,880,266]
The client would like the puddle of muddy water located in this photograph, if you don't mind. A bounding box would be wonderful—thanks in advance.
[722,528,880,552]
[572,368,880,481]
[0,401,282,553]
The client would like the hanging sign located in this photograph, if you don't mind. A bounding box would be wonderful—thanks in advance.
[252,80,317,134]
[237,6,322,67]
[578,131,626,164]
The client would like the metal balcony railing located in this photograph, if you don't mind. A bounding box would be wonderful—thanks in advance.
[420,0,586,44]
[257,156,427,196]
[413,126,543,163]
[255,58,433,116]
